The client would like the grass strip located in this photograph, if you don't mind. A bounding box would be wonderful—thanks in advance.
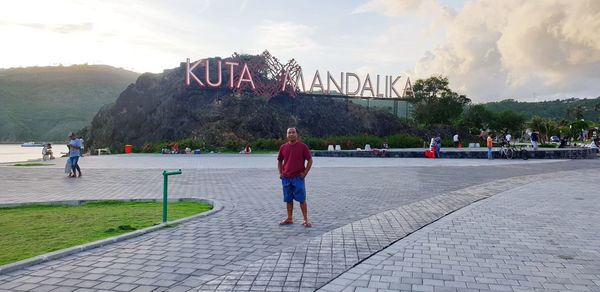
[0,200,211,265]
[13,163,53,166]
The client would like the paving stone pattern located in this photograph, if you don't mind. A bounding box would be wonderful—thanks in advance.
[0,157,598,292]
[319,170,600,292]
[192,173,554,291]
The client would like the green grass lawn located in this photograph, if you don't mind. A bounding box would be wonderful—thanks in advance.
[0,200,212,266]
[13,163,54,166]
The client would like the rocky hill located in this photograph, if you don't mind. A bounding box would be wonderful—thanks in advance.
[86,57,411,152]
[0,65,139,142]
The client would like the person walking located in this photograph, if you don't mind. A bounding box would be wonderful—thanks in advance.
[277,127,313,228]
[531,130,539,150]
[67,132,83,177]
[435,134,442,158]
[487,133,494,160]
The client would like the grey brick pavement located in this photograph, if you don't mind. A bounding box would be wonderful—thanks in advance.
[319,170,600,292]
[194,174,550,291]
[0,155,598,291]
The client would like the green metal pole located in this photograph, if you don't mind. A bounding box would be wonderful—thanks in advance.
[162,171,168,223]
[162,169,182,223]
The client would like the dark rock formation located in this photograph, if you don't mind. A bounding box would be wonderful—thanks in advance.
[87,57,412,151]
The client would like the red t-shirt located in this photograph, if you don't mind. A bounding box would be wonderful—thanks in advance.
[277,142,312,178]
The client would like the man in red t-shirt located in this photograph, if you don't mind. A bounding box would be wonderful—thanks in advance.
[277,127,313,227]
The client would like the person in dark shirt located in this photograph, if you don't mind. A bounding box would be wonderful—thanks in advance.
[531,131,539,150]
[277,127,313,228]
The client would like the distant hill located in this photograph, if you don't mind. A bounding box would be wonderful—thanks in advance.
[0,65,139,142]
[482,97,600,121]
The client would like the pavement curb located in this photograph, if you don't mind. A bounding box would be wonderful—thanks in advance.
[0,197,223,275]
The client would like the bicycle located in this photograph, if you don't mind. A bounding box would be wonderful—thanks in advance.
[500,143,529,160]
[500,144,514,159]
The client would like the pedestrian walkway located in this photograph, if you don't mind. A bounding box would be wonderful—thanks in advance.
[319,170,600,292]
[0,156,598,291]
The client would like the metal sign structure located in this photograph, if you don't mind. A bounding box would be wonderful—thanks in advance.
[185,50,414,101]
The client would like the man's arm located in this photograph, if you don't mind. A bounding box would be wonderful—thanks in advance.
[301,158,313,178]
[277,160,283,178]
[69,141,81,150]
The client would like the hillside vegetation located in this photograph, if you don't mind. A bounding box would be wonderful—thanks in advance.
[0,65,139,142]
[483,98,600,121]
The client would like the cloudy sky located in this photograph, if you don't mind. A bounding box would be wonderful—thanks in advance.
[1,0,599,102]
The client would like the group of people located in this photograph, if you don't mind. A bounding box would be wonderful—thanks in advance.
[484,131,538,159]
[161,144,182,154]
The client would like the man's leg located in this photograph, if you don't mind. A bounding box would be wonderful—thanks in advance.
[74,156,82,176]
[286,202,294,221]
[280,179,294,224]
[295,177,310,227]
[70,157,77,176]
[300,201,309,224]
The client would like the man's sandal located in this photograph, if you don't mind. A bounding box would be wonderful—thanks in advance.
[279,219,293,225]
[303,222,312,228]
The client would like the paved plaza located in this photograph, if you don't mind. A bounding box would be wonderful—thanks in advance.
[0,154,598,291]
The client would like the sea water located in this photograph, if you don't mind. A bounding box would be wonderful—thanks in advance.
[0,144,68,163]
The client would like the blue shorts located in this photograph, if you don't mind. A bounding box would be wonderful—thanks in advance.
[281,176,306,203]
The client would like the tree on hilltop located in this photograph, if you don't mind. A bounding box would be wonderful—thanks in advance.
[410,76,471,126]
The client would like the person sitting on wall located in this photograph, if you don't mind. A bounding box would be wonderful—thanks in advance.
[42,143,55,160]
[243,144,252,154]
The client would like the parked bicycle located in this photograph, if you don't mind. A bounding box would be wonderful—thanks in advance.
[500,143,529,160]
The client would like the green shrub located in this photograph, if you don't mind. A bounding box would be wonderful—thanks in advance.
[386,134,423,148]
[224,140,241,151]
[254,138,283,151]
[441,138,454,148]
[301,136,323,150]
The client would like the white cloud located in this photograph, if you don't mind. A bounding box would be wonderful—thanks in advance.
[359,0,600,102]
[424,0,600,101]
[250,20,322,55]
[0,0,215,72]
[352,0,456,26]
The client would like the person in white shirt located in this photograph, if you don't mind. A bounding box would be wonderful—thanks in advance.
[505,133,512,146]
[453,134,459,147]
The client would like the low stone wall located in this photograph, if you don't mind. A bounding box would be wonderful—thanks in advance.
[313,148,599,159]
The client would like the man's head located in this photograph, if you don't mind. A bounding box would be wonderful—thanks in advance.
[286,127,298,143]
[68,132,76,139]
